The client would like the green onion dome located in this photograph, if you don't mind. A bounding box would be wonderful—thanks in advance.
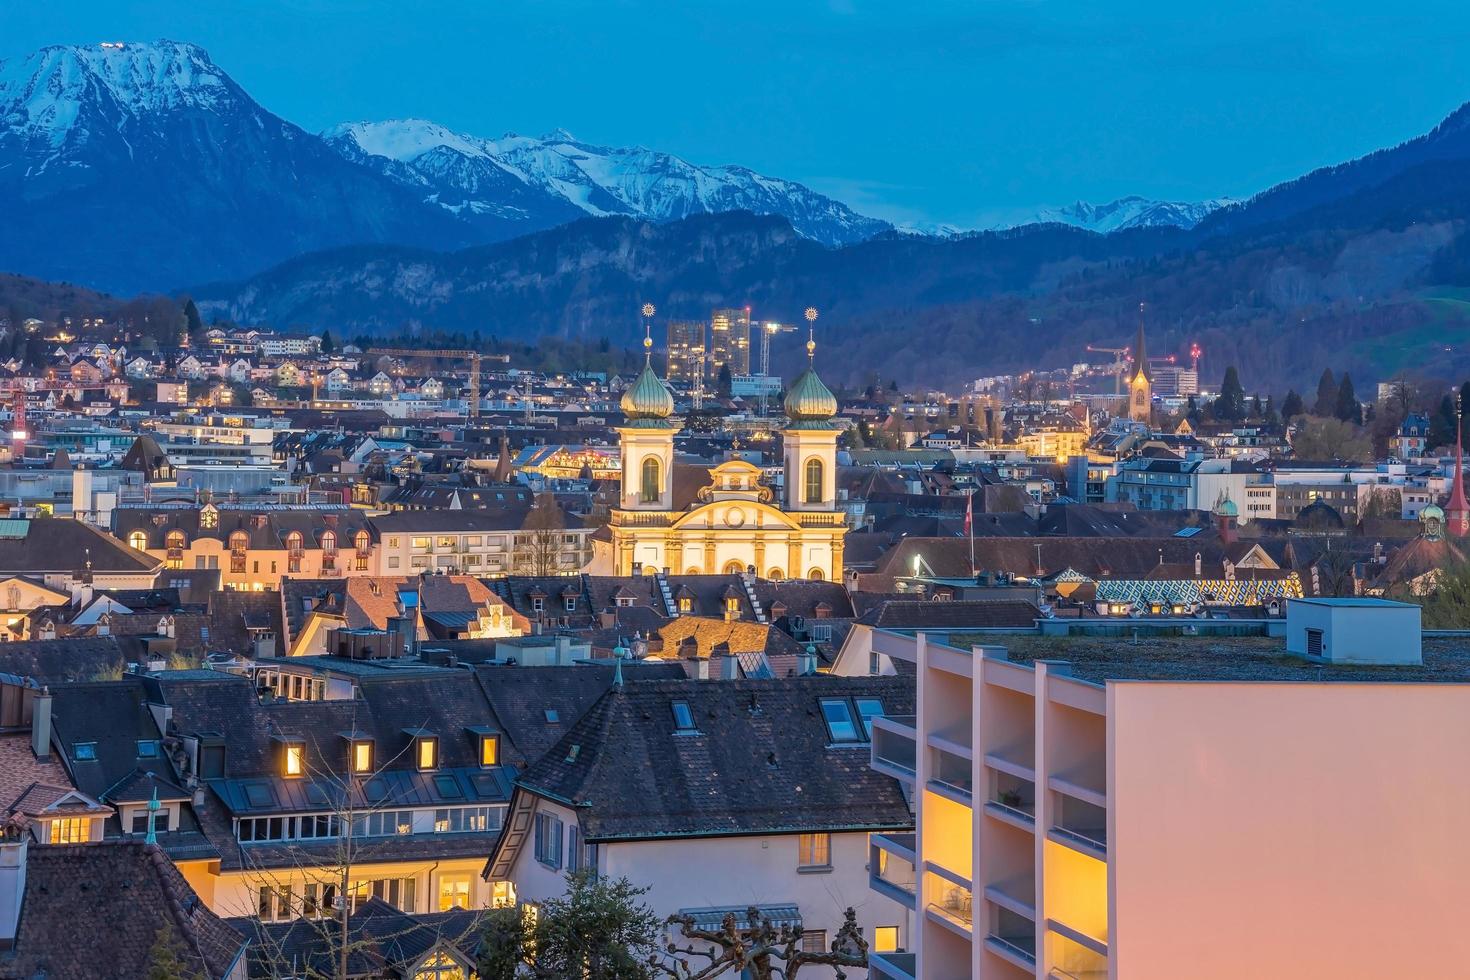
[620,359,674,420]
[784,366,838,422]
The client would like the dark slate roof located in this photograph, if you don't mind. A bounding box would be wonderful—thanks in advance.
[50,677,164,801]
[207,589,285,657]
[515,675,914,841]
[0,518,157,575]
[472,662,682,766]
[0,636,146,684]
[234,899,481,979]
[3,841,247,979]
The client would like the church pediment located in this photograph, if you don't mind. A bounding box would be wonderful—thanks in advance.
[670,499,803,533]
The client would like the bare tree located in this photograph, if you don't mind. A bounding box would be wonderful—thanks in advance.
[515,491,569,576]
[658,906,869,980]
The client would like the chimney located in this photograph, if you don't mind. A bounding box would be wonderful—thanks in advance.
[0,835,28,948]
[1194,552,1202,577]
[681,636,708,679]
[30,689,51,760]
[717,645,740,681]
[797,644,818,677]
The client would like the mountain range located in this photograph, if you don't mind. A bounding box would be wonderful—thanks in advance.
[6,39,1470,392]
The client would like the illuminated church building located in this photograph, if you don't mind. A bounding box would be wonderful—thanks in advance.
[608,330,846,580]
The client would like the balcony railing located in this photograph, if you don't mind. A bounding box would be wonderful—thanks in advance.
[930,747,972,799]
[1053,794,1108,855]
[870,837,916,907]
[871,718,917,777]
[869,951,917,980]
[926,882,973,929]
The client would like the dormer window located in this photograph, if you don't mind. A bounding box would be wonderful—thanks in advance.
[417,736,439,771]
[127,531,148,551]
[283,742,305,778]
[480,734,500,768]
[351,740,374,774]
[563,595,577,612]
[678,597,693,613]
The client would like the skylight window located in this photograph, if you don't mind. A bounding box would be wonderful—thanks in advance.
[136,740,159,758]
[672,701,697,733]
[854,698,885,738]
[820,699,862,743]
[72,742,97,761]
[544,709,560,723]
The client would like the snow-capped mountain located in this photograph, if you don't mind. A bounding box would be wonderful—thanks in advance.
[1023,196,1229,233]
[0,40,471,292]
[323,118,889,246]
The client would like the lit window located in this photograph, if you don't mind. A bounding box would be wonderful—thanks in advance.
[677,596,692,612]
[437,876,472,913]
[819,699,861,743]
[127,531,148,551]
[284,743,304,777]
[671,701,697,733]
[798,832,831,870]
[352,740,373,774]
[874,926,899,953]
[417,736,438,771]
[480,734,499,767]
[49,818,90,844]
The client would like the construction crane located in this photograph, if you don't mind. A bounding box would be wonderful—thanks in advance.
[366,348,510,419]
[757,320,797,416]
[1086,345,1131,395]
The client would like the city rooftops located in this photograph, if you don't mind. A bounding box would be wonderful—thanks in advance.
[916,632,1470,685]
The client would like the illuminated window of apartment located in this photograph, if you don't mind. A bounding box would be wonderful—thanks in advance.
[678,596,693,613]
[127,531,148,551]
[819,699,862,743]
[490,881,517,908]
[797,832,831,870]
[351,740,374,774]
[437,874,473,913]
[479,734,500,767]
[283,742,305,778]
[873,926,899,953]
[49,818,90,844]
[671,701,697,734]
[416,735,439,771]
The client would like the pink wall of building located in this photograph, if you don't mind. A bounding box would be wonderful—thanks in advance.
[1109,681,1470,979]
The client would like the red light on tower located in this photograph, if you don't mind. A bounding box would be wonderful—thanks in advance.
[1189,343,1202,372]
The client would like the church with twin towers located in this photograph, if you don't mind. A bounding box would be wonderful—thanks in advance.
[604,316,847,582]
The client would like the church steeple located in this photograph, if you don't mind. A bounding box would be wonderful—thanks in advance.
[1130,302,1151,383]
[1127,302,1153,423]
[1447,393,1469,537]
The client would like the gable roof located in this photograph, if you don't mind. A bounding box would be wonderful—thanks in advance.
[513,676,914,842]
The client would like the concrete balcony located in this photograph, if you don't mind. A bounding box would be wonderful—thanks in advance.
[929,746,973,802]
[870,832,916,909]
[924,876,973,937]
[871,715,917,781]
[1050,790,1107,858]
[984,905,1038,970]
[870,951,917,980]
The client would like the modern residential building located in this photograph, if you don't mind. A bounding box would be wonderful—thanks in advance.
[710,307,752,378]
[666,319,707,382]
[858,599,1469,980]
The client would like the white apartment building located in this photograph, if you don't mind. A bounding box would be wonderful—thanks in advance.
[860,600,1470,980]
[370,510,592,577]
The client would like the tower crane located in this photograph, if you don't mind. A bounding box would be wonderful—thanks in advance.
[1086,345,1131,395]
[758,320,797,416]
[366,348,510,420]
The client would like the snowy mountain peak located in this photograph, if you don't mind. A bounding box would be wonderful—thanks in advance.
[0,40,237,148]
[323,117,890,245]
[1030,195,1231,233]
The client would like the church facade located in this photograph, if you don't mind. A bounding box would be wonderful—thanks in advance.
[606,332,846,580]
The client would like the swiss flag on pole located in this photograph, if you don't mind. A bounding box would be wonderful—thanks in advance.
[964,491,973,537]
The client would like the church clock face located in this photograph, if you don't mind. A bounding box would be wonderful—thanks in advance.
[726,506,746,528]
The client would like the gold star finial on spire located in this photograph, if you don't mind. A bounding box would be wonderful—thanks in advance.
[804,307,818,362]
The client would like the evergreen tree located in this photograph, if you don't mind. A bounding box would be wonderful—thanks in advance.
[1314,369,1338,416]
[1281,389,1305,419]
[1334,372,1359,423]
[1430,394,1458,449]
[717,362,732,396]
[1460,381,1470,444]
[1216,366,1246,421]
[181,299,203,336]
[320,329,335,355]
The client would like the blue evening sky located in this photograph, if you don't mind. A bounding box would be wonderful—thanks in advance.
[6,1,1470,228]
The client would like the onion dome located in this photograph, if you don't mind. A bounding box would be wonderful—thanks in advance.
[1213,492,1239,519]
[784,367,838,422]
[620,331,674,421]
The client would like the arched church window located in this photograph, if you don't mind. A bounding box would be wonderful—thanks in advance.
[807,567,825,581]
[640,456,661,504]
[804,457,824,504]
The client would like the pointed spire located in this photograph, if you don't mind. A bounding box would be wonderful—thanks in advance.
[804,307,819,365]
[1131,302,1151,382]
[145,784,161,845]
[1448,391,1469,537]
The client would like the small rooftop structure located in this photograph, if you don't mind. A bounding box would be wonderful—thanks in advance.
[1285,597,1422,666]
